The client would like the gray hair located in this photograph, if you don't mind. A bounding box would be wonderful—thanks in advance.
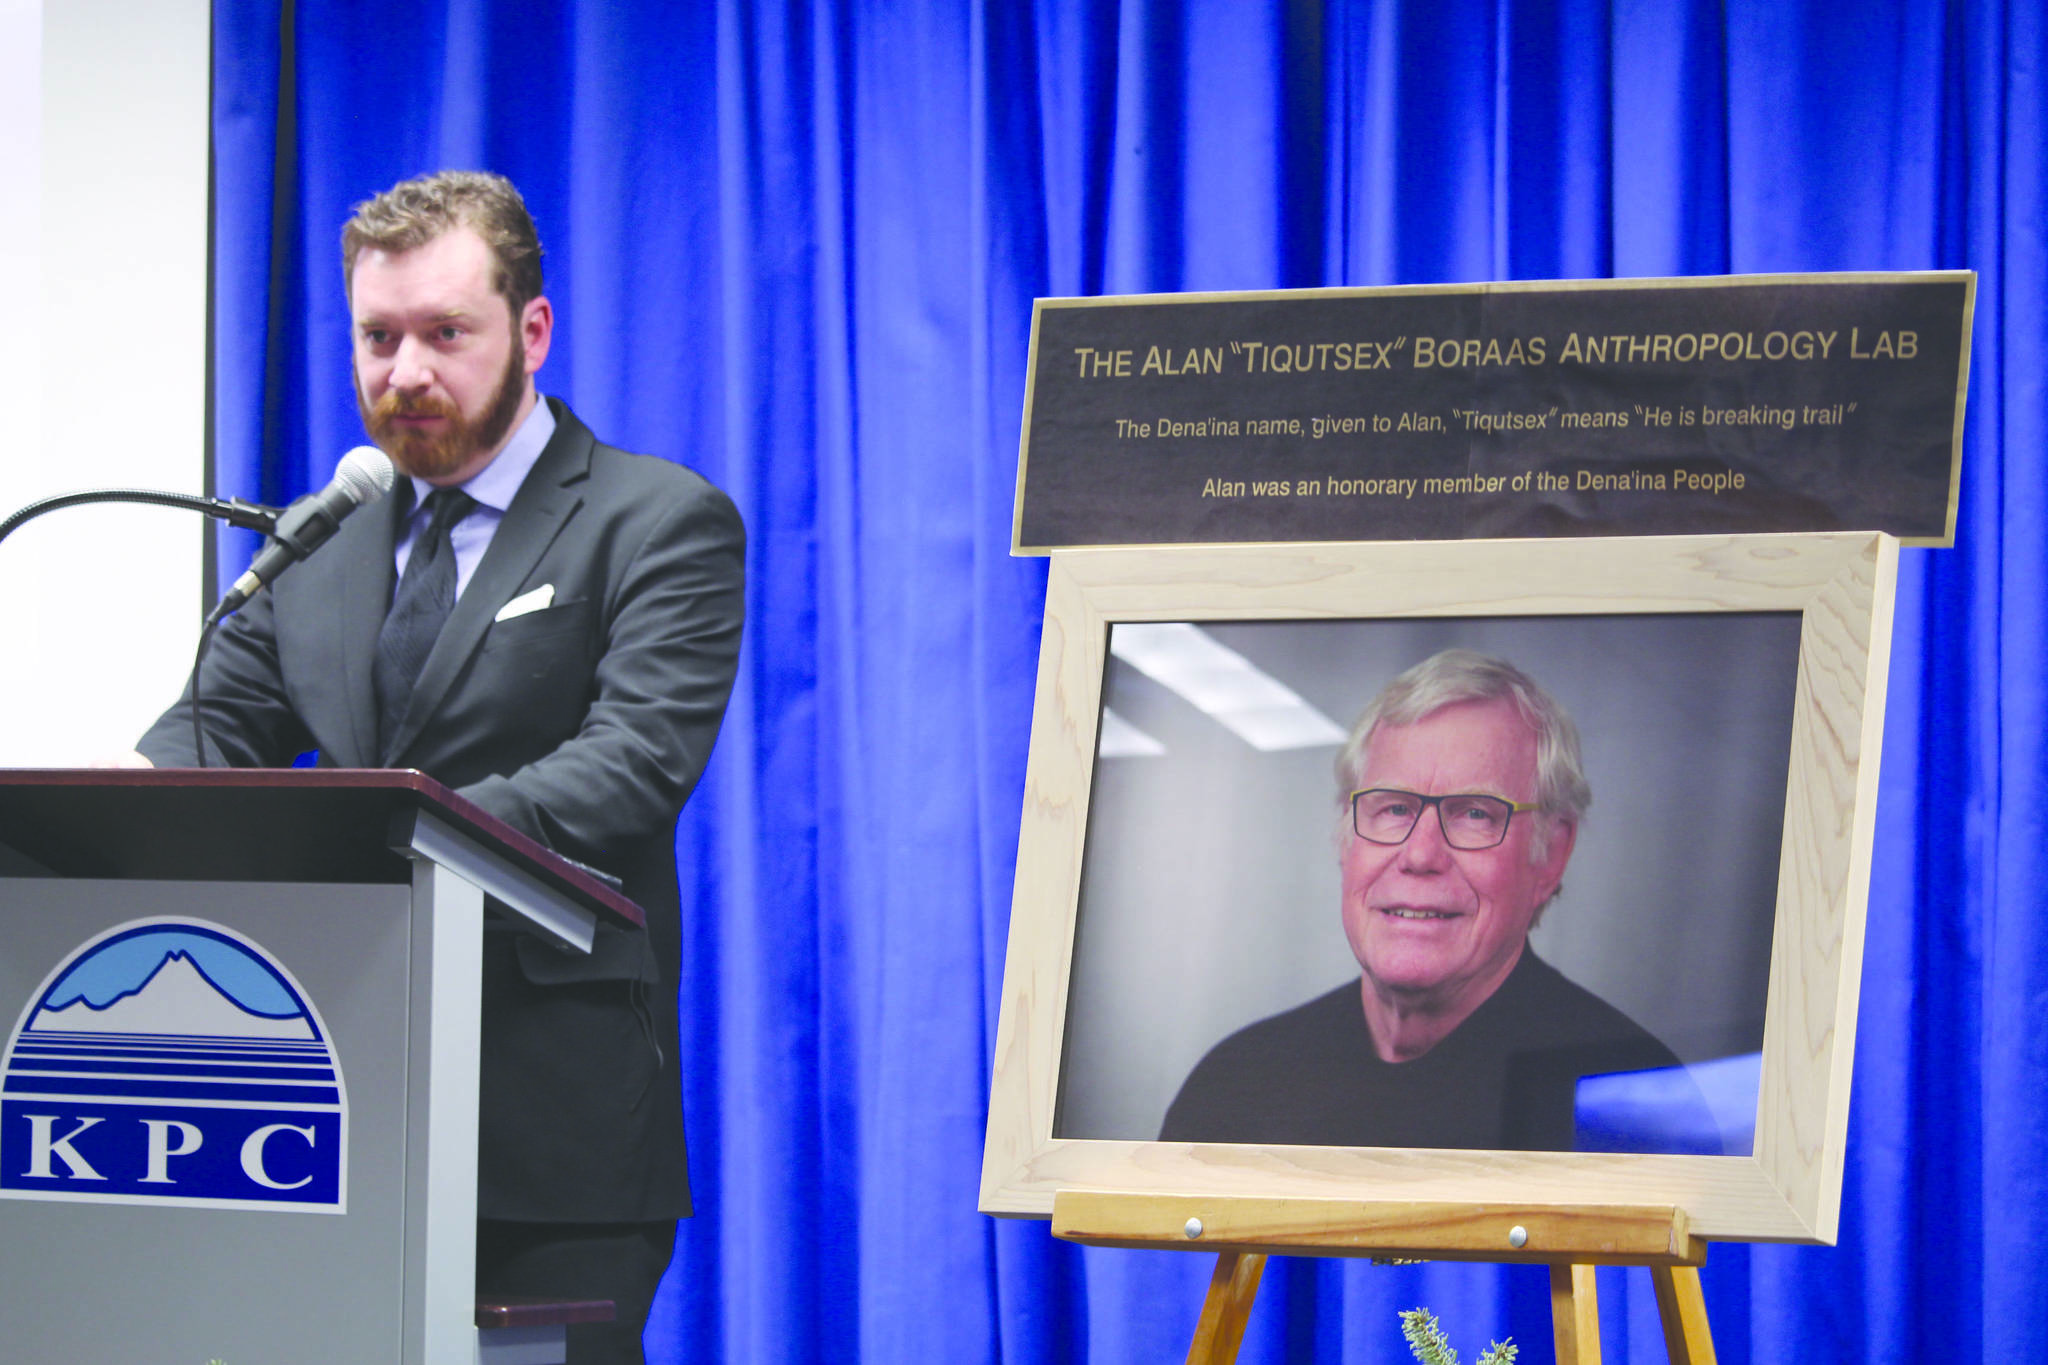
[1335,649,1591,855]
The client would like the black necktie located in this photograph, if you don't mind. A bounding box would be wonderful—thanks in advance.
[374,487,477,761]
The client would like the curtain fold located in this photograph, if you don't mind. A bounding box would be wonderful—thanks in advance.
[209,1,2044,1358]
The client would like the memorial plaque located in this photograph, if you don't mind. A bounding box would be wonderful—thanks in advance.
[1013,273,1972,551]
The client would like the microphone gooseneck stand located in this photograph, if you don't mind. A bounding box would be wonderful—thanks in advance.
[0,488,285,769]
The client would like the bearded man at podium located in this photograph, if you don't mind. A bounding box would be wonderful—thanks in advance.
[128,170,744,1365]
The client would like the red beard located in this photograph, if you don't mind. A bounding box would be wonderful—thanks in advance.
[358,340,526,481]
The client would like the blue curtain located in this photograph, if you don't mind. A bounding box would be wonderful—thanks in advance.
[209,1,2044,1359]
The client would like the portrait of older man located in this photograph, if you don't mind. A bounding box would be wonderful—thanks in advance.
[1160,648,1687,1150]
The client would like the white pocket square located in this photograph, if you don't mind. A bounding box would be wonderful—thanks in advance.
[494,583,555,622]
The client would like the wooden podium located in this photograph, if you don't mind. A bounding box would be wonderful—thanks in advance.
[0,769,635,1365]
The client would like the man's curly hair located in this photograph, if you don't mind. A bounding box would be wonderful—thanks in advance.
[341,170,544,315]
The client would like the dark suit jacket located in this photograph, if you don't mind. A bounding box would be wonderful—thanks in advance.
[138,399,745,1222]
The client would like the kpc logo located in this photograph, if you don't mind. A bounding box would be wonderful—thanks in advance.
[0,919,346,1213]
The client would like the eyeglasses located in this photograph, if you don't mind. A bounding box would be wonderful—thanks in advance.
[1349,788,1539,850]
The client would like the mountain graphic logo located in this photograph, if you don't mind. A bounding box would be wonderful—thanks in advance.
[1,919,347,1212]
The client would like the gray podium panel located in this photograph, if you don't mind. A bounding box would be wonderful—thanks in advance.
[0,878,415,1363]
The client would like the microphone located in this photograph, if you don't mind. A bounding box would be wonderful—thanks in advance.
[211,446,397,620]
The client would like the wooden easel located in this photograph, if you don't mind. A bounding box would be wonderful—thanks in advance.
[1052,1191,1716,1364]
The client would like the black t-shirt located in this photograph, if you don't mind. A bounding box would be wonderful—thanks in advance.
[1159,951,1685,1150]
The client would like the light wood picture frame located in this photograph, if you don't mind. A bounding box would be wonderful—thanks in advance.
[980,532,1896,1245]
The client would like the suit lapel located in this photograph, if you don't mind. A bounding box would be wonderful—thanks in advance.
[277,486,397,768]
[337,493,403,765]
[383,405,592,763]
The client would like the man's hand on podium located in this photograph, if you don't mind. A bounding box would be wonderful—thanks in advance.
[88,751,155,769]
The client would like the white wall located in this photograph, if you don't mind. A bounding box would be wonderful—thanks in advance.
[0,0,210,765]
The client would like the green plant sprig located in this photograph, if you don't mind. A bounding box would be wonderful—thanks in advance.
[1398,1307,1517,1365]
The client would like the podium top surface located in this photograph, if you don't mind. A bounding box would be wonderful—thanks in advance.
[0,768,643,930]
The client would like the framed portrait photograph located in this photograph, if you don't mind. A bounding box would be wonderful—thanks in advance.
[980,533,1896,1245]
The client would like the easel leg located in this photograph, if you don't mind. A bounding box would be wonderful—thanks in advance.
[1650,1265,1716,1364]
[1549,1263,1601,1365]
[1185,1251,1265,1365]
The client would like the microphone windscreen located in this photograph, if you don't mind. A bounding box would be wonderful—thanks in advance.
[334,446,398,505]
